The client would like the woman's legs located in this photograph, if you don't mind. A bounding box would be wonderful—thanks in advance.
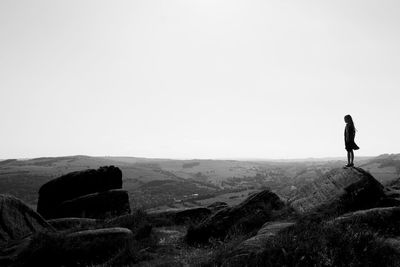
[347,151,351,165]
[347,150,354,166]
[350,150,354,165]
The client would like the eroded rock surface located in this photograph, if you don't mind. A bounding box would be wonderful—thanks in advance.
[221,221,294,267]
[57,189,131,219]
[0,195,55,246]
[186,190,286,243]
[289,167,384,214]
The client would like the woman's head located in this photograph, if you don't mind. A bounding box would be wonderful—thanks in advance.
[344,114,354,124]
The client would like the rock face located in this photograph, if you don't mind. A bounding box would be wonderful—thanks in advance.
[186,190,286,243]
[289,167,384,215]
[57,189,131,219]
[38,165,122,219]
[37,166,130,219]
[147,207,212,226]
[222,221,295,267]
[0,195,55,246]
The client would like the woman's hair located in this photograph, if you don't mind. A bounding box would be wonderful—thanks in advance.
[344,114,356,130]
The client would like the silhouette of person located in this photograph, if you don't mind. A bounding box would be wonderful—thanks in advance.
[344,114,359,167]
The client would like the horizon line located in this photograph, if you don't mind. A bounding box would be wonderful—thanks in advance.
[1,153,396,162]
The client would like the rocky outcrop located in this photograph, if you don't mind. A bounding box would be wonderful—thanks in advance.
[37,166,130,219]
[147,207,211,226]
[221,221,295,267]
[186,190,286,243]
[57,189,130,219]
[0,195,55,246]
[37,165,122,219]
[0,194,134,266]
[289,167,384,215]
[1,227,133,266]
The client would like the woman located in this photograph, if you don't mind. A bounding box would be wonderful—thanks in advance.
[344,114,359,167]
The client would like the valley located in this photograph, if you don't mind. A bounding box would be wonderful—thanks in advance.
[0,154,399,212]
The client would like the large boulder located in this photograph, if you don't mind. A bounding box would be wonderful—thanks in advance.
[1,227,133,267]
[186,190,286,243]
[289,167,385,215]
[0,195,55,246]
[57,189,131,219]
[221,221,295,267]
[147,207,211,226]
[37,166,122,219]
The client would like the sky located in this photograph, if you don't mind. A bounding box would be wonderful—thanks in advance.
[0,0,399,159]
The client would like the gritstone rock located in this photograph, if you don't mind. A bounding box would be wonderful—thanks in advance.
[37,166,122,219]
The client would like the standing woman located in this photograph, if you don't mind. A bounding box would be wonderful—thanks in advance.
[344,114,359,167]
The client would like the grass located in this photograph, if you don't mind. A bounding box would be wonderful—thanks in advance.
[7,203,400,267]
[199,233,252,267]
[203,214,400,267]
[256,217,400,267]
[13,210,400,267]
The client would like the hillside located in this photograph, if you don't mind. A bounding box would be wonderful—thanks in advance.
[0,154,399,211]
[360,154,400,184]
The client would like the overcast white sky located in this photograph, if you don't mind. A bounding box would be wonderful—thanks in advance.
[0,0,399,159]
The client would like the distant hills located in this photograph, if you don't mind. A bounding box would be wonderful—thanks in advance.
[0,154,399,211]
